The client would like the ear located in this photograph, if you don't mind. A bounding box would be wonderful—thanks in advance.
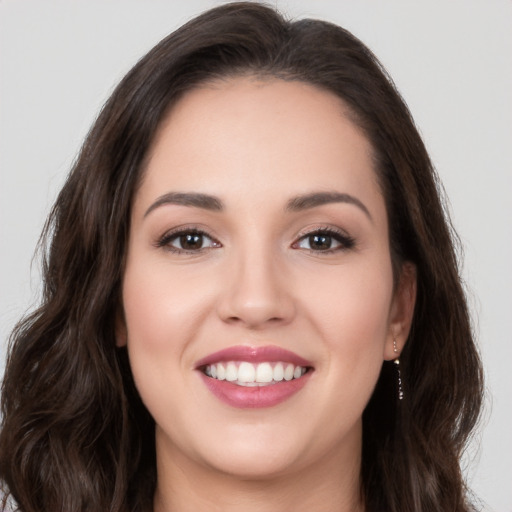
[384,262,417,360]
[115,307,128,347]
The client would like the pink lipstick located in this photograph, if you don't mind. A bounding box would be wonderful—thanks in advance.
[195,345,313,409]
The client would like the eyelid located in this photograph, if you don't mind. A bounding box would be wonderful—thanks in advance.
[292,225,356,253]
[154,223,355,255]
[155,225,222,254]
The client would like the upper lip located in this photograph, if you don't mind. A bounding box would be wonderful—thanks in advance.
[195,345,313,369]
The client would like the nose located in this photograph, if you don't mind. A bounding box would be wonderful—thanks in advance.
[216,245,296,329]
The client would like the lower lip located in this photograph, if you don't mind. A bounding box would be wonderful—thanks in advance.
[199,372,311,408]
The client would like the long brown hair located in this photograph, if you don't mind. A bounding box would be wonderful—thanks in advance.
[0,3,483,511]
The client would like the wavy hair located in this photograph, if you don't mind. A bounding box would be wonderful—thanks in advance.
[0,3,483,511]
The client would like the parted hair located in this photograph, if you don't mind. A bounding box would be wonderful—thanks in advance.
[0,3,483,511]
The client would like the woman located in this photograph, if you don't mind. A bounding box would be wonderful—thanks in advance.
[0,3,483,511]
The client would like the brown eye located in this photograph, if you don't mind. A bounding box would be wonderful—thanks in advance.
[178,233,204,250]
[159,230,220,253]
[294,229,355,252]
[308,234,334,250]
[297,233,340,251]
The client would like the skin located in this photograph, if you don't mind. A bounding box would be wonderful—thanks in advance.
[118,77,416,512]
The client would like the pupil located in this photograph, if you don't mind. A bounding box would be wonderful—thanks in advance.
[181,233,202,249]
[310,234,331,250]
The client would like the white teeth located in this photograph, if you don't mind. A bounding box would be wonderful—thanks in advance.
[204,361,308,386]
[273,362,284,381]
[216,363,226,380]
[284,363,295,381]
[256,362,273,383]
[225,362,237,381]
[238,362,256,383]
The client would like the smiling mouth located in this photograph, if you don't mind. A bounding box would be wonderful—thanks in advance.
[202,361,310,387]
[195,345,314,408]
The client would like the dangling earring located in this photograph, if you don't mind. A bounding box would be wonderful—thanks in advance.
[393,338,404,401]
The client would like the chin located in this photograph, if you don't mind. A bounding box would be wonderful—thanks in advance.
[171,423,310,480]
[203,446,304,481]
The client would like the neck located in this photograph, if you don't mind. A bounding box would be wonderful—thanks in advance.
[153,430,364,512]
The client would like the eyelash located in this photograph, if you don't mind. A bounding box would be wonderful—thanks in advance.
[293,226,356,254]
[155,226,355,255]
[156,228,221,254]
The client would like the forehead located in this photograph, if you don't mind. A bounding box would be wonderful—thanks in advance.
[136,77,382,215]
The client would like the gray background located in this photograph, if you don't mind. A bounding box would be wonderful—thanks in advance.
[1,1,511,509]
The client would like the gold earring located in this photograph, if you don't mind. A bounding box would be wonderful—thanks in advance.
[393,339,404,401]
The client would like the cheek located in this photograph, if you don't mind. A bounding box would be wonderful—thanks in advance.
[120,261,209,428]
[120,260,209,401]
[298,257,393,387]
[122,258,211,351]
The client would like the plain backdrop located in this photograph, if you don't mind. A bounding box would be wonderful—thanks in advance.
[1,1,511,510]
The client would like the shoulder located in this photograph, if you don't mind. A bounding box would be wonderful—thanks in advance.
[0,492,17,512]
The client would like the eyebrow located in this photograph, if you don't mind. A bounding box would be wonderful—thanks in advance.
[144,190,372,220]
[144,192,223,218]
[286,192,372,220]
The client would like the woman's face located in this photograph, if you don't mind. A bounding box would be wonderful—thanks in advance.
[119,77,415,481]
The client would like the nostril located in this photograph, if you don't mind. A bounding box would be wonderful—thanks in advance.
[215,265,296,327]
